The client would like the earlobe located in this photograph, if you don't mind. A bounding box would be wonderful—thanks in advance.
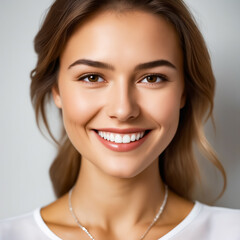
[180,92,186,109]
[52,85,62,108]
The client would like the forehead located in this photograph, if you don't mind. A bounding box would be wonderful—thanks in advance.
[60,10,182,69]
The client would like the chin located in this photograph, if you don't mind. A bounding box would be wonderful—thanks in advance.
[101,161,148,179]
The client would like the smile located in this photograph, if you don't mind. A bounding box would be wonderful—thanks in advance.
[94,129,150,152]
[97,131,145,143]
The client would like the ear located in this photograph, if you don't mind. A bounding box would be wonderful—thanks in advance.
[52,85,62,109]
[180,90,186,109]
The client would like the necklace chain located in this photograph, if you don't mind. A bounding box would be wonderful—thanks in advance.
[68,185,168,240]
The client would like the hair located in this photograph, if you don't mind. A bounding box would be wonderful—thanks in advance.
[31,0,226,199]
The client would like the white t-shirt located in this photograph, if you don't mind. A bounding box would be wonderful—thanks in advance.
[1,202,240,240]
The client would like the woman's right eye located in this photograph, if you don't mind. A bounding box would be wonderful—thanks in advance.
[78,74,104,83]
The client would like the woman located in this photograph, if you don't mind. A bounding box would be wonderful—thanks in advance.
[1,0,240,239]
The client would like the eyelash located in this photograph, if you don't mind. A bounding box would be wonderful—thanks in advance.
[77,73,168,85]
[77,73,105,84]
[140,74,168,84]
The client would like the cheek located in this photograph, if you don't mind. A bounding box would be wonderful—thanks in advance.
[60,87,101,132]
[141,89,182,129]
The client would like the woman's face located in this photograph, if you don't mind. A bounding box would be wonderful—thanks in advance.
[53,10,185,178]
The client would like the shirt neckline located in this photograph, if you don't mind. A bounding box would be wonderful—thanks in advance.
[158,201,202,240]
[34,208,62,240]
[33,201,202,240]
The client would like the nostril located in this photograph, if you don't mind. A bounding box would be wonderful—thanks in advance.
[107,102,140,121]
[106,89,140,121]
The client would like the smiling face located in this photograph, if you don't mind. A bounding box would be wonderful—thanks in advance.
[52,10,185,178]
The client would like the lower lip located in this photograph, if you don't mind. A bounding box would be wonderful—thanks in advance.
[94,131,150,152]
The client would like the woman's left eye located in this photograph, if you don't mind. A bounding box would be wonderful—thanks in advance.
[78,74,104,83]
[140,75,167,83]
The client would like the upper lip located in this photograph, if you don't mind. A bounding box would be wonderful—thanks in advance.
[94,128,149,134]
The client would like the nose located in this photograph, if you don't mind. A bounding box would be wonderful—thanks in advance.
[106,80,140,122]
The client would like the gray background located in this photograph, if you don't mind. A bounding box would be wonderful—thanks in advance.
[0,0,239,218]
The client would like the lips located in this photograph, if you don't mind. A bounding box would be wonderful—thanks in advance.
[93,129,150,152]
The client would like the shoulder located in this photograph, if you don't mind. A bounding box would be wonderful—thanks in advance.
[159,202,240,240]
[0,209,57,240]
[193,202,240,238]
[199,202,240,222]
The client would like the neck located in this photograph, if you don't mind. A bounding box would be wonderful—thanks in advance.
[71,158,165,228]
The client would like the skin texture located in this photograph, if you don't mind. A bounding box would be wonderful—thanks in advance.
[42,10,193,240]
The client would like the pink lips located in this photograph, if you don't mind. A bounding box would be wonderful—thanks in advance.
[94,128,150,152]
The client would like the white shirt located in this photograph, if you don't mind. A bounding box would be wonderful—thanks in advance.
[1,202,240,240]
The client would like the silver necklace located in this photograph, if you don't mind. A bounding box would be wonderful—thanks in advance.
[68,185,168,240]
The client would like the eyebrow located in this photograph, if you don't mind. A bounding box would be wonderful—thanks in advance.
[68,59,114,70]
[135,59,176,71]
[68,59,176,70]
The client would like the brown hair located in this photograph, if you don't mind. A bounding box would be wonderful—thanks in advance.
[31,0,226,199]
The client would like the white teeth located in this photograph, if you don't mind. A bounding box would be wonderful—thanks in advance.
[123,135,131,143]
[98,131,146,143]
[115,134,122,143]
[136,133,140,140]
[104,132,107,139]
[131,134,136,141]
[110,133,114,142]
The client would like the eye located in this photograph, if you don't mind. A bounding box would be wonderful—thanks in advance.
[140,74,167,83]
[78,74,104,83]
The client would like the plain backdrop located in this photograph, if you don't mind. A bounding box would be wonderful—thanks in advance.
[0,0,239,219]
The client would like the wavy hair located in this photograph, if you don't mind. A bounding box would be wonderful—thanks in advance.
[30,0,226,198]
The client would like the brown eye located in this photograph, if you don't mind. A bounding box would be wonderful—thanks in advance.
[78,74,104,83]
[146,76,158,82]
[141,74,167,84]
[88,75,99,82]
